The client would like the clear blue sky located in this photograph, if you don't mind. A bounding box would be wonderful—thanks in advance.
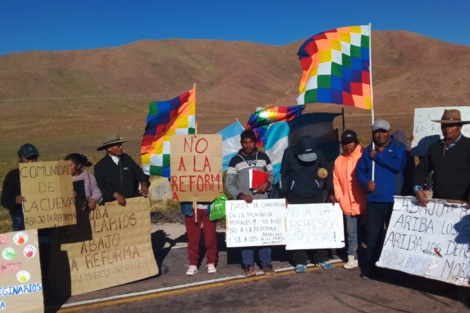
[1,0,469,56]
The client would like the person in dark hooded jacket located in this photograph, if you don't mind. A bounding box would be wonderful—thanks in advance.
[280,136,336,273]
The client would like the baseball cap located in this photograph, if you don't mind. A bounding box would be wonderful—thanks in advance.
[18,144,39,159]
[295,136,318,162]
[372,119,390,131]
[341,130,358,144]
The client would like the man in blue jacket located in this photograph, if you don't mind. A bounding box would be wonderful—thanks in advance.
[356,119,407,279]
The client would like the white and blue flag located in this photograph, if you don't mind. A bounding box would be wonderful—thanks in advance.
[216,120,245,171]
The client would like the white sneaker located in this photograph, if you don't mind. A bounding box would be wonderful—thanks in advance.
[207,263,217,274]
[186,265,198,276]
[343,255,358,269]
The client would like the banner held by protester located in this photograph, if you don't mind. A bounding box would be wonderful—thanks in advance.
[285,203,345,250]
[170,134,223,202]
[19,160,76,229]
[0,230,44,312]
[49,197,159,296]
[376,196,470,286]
[226,199,287,247]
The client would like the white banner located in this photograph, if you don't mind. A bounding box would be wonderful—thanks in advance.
[226,199,286,247]
[285,203,345,250]
[411,106,470,156]
[376,196,470,286]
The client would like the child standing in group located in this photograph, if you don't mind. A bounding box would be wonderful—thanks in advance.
[181,202,218,275]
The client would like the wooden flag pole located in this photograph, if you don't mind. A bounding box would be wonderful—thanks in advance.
[369,23,376,182]
[193,82,198,223]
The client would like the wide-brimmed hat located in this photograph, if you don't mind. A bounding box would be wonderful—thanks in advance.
[432,109,470,125]
[97,133,127,151]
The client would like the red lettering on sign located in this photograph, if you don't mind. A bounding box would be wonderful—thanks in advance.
[189,175,196,191]
[193,156,202,172]
[171,176,178,191]
[178,157,187,171]
[195,138,208,154]
[184,137,193,152]
[197,176,204,192]
[205,174,211,191]
[203,156,211,172]
[212,174,221,191]
[172,191,180,201]
[179,176,187,192]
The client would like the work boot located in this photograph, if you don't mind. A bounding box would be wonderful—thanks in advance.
[245,265,256,277]
[262,264,276,276]
[343,255,358,269]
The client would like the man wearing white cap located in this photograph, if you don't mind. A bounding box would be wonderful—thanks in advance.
[356,119,407,279]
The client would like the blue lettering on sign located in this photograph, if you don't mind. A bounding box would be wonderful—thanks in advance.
[0,301,5,310]
[0,283,42,296]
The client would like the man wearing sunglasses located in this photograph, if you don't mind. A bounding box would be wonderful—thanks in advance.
[94,133,150,206]
[1,144,39,231]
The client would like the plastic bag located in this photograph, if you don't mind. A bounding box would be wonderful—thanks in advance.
[210,194,227,221]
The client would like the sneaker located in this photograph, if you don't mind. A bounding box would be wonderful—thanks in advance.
[262,265,276,276]
[186,265,198,276]
[317,261,334,270]
[295,264,306,273]
[245,265,256,277]
[207,263,217,274]
[343,255,358,269]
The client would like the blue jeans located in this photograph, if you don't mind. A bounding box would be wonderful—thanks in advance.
[242,248,272,266]
[10,214,25,231]
[345,214,359,258]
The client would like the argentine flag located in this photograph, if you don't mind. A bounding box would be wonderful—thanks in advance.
[216,120,245,171]
[264,113,341,183]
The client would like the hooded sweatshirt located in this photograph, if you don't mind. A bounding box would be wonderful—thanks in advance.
[333,144,366,215]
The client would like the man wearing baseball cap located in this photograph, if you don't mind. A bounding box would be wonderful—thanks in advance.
[1,144,39,231]
[94,133,150,206]
[356,120,407,279]
[280,136,336,273]
[333,130,366,269]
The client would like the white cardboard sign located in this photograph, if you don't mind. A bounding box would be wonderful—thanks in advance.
[226,199,287,247]
[376,196,470,286]
[285,203,345,250]
[411,107,470,156]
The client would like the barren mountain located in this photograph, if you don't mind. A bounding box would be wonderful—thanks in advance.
[0,30,469,159]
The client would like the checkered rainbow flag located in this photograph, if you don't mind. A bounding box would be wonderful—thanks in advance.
[141,88,196,177]
[246,105,304,148]
[296,25,371,109]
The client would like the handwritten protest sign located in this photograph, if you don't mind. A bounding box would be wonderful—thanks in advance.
[226,199,286,247]
[285,203,345,250]
[49,197,159,296]
[19,160,76,229]
[170,134,223,202]
[376,196,470,286]
[0,230,43,312]
[411,107,470,156]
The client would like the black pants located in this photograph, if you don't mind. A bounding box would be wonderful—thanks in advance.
[288,193,330,265]
[366,202,394,270]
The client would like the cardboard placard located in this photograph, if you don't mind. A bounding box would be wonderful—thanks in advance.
[376,197,470,286]
[19,160,76,229]
[49,197,159,296]
[285,203,345,250]
[226,199,287,247]
[170,134,223,202]
[0,230,44,312]
[411,107,470,156]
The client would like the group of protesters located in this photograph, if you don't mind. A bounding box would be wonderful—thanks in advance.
[2,109,470,288]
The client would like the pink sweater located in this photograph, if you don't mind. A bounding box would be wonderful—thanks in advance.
[72,172,102,202]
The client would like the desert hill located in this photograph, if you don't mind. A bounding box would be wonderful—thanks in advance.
[0,30,469,160]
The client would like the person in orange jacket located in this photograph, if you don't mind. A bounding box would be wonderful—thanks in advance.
[333,130,367,269]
